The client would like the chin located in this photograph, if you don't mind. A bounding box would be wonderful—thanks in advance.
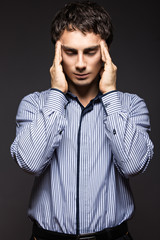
[74,79,95,87]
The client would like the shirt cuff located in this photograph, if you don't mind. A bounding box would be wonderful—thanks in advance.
[43,89,69,116]
[101,91,122,115]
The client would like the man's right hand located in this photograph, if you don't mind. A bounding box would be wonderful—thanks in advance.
[50,41,68,93]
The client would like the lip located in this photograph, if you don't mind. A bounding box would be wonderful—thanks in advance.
[74,73,90,79]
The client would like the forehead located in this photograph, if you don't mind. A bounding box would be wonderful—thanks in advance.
[60,29,102,49]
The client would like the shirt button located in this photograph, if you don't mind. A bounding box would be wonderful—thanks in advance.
[104,103,110,107]
[113,129,116,135]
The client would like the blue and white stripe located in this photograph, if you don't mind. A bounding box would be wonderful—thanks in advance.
[10,89,154,234]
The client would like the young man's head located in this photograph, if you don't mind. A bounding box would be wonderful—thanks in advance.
[51,1,113,89]
[51,1,113,47]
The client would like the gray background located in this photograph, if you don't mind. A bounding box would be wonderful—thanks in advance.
[0,0,159,239]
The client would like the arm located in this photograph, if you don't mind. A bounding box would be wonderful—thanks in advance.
[10,89,68,175]
[101,91,154,177]
[10,41,68,175]
[99,40,154,177]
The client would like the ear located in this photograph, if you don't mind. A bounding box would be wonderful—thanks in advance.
[101,61,104,67]
[99,65,104,77]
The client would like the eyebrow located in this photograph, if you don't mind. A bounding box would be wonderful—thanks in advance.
[61,45,99,51]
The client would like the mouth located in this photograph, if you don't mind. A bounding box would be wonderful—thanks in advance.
[73,73,90,79]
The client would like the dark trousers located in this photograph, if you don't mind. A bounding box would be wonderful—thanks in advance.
[30,220,133,240]
[30,233,133,240]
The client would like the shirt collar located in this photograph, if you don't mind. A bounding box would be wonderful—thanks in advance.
[66,91,102,104]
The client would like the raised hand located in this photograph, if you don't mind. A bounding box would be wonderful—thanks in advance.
[99,40,117,94]
[50,41,68,93]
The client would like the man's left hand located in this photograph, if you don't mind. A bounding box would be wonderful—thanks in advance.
[99,40,117,94]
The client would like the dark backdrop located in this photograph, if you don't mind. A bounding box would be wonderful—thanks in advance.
[0,1,159,239]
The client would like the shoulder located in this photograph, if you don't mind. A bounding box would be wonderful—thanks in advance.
[117,91,149,116]
[117,91,143,102]
[20,89,50,107]
[16,89,51,116]
[22,88,50,102]
[117,91,146,106]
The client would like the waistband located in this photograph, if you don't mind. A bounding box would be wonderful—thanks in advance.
[32,221,128,240]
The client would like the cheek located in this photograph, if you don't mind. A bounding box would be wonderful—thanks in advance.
[91,55,102,69]
[62,54,74,67]
[62,55,74,71]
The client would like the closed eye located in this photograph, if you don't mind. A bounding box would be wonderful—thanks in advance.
[64,50,77,56]
[62,45,99,57]
[66,51,96,56]
[85,51,97,56]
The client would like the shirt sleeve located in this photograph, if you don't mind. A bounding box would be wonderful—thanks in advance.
[101,91,154,178]
[10,89,68,175]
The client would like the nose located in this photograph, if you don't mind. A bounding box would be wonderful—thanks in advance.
[75,53,86,72]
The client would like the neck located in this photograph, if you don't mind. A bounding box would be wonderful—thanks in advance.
[68,77,99,107]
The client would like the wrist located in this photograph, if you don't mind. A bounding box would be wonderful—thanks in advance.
[101,86,116,95]
[51,83,68,94]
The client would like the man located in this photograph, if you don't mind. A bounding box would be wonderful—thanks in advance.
[10,1,154,240]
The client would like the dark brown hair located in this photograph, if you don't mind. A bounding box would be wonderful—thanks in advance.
[51,1,113,47]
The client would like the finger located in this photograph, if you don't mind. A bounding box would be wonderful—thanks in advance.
[100,41,106,63]
[100,40,112,65]
[54,41,62,65]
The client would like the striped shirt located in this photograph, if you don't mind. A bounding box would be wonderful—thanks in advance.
[10,89,154,234]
